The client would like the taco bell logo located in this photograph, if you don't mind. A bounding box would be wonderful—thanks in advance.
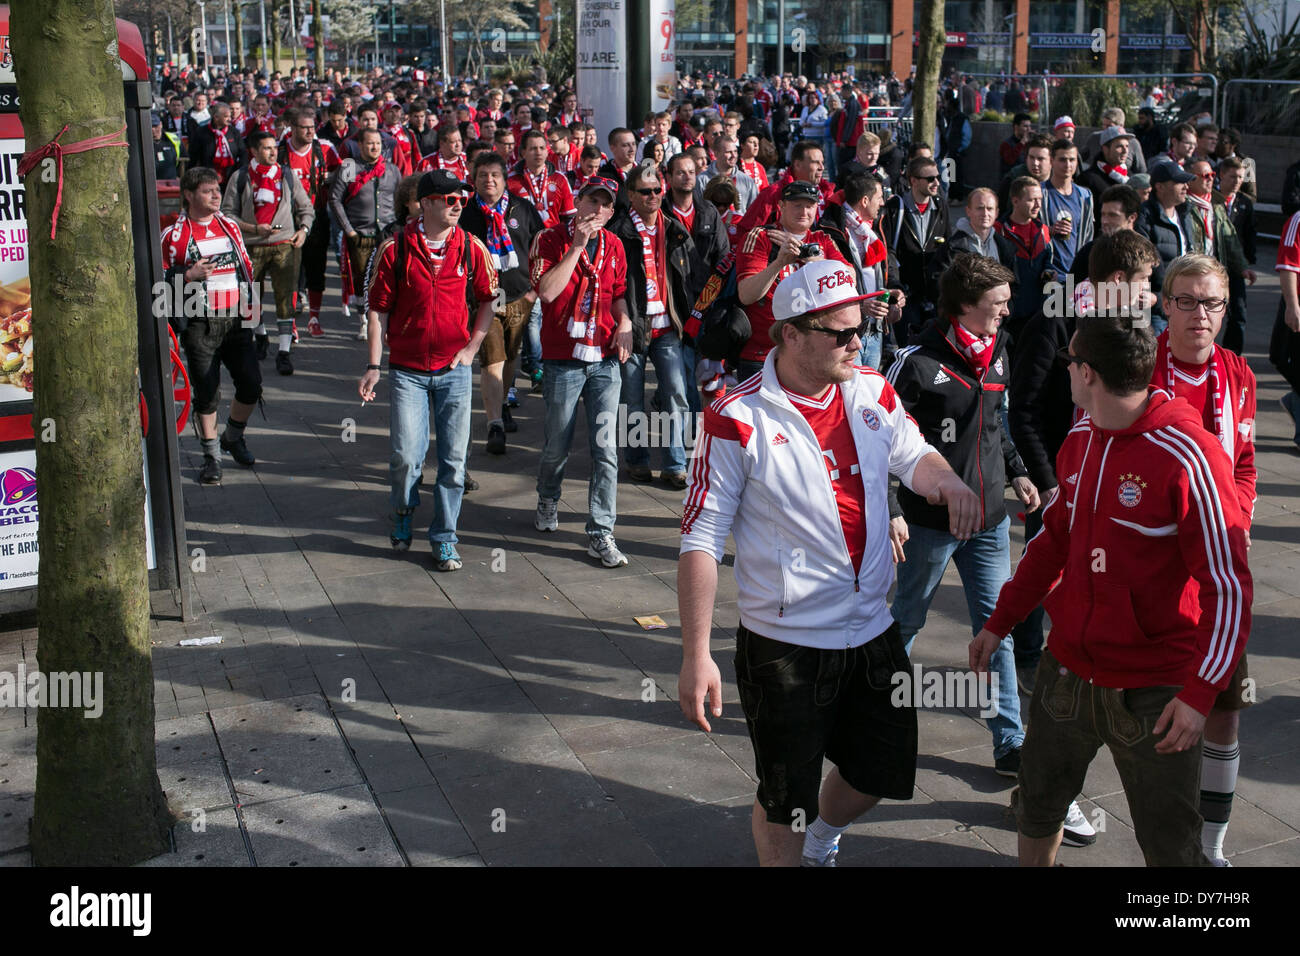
[0,467,36,506]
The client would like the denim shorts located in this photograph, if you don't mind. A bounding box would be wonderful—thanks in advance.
[734,622,918,825]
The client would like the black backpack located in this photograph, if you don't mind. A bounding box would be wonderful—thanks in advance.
[690,231,781,362]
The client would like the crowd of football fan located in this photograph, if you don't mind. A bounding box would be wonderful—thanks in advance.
[151,60,1300,867]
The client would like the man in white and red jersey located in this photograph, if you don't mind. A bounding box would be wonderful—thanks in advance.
[383,102,417,166]
[163,166,261,486]
[1273,209,1300,448]
[246,93,276,142]
[508,129,576,229]
[678,259,980,867]
[732,140,839,235]
[553,90,580,129]
[735,179,849,381]
[1151,254,1257,866]
[358,170,498,572]
[222,129,314,375]
[281,106,341,335]
[546,126,579,176]
[418,124,468,181]
[507,101,535,162]
[971,311,1253,867]
[739,134,770,191]
[529,176,634,568]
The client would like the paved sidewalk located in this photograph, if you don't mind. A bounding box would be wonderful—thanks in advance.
[1,247,1298,867]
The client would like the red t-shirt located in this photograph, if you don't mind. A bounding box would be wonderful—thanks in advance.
[669,202,696,236]
[735,228,846,362]
[1278,211,1300,275]
[1169,355,1211,431]
[284,140,341,207]
[508,166,576,230]
[529,225,628,361]
[785,383,867,573]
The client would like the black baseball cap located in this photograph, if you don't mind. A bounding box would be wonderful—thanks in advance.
[1149,162,1196,185]
[780,179,820,202]
[417,169,471,199]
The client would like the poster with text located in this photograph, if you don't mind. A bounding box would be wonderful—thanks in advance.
[0,448,37,590]
[648,0,677,113]
[576,0,627,144]
[0,115,31,403]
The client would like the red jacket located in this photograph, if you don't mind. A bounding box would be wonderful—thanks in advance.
[367,221,497,372]
[984,390,1252,714]
[529,224,628,361]
[733,172,842,237]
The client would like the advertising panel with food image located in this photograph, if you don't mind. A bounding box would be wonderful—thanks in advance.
[0,113,29,406]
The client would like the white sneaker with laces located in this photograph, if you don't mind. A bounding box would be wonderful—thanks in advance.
[1061,800,1098,847]
[588,533,629,567]
[800,845,838,867]
[535,497,559,532]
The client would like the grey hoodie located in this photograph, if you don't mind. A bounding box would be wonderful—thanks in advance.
[950,216,1005,263]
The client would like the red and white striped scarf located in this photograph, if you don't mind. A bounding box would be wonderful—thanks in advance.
[952,318,995,378]
[568,223,607,362]
[1154,335,1230,457]
[247,161,282,225]
[630,208,669,336]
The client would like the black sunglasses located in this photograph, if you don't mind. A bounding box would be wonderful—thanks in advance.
[634,187,660,196]
[802,320,870,348]
[1056,346,1087,366]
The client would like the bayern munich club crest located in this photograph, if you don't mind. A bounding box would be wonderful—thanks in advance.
[862,408,881,431]
[1117,472,1145,508]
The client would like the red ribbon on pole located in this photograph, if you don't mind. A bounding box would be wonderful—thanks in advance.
[17,123,129,240]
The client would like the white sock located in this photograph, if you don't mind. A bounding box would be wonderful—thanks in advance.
[1200,738,1239,859]
[802,816,848,861]
[279,333,292,353]
[255,322,267,336]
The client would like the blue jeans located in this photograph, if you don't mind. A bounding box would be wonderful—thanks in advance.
[890,514,1025,758]
[520,300,543,374]
[857,330,883,370]
[621,332,689,474]
[389,364,471,544]
[681,341,702,417]
[1011,506,1046,668]
[537,358,622,538]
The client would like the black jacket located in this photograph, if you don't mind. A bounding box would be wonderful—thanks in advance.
[596,160,634,210]
[1136,198,1196,320]
[886,319,1028,532]
[1282,159,1300,217]
[817,201,901,301]
[1076,165,1126,234]
[459,192,544,304]
[190,123,247,182]
[1008,307,1077,492]
[878,193,951,314]
[674,199,730,291]
[1222,191,1257,265]
[608,209,699,355]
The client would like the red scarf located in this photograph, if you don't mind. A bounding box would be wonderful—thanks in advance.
[630,209,669,337]
[1153,334,1229,456]
[211,127,235,178]
[952,318,995,378]
[1099,162,1128,182]
[1187,194,1215,254]
[521,165,551,217]
[347,155,387,201]
[568,223,607,361]
[248,161,283,225]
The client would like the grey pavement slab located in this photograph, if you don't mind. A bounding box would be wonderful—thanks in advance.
[241,785,403,866]
[138,809,251,867]
[373,783,477,864]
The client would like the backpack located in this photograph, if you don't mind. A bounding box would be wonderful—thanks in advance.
[366,226,484,326]
[689,231,781,362]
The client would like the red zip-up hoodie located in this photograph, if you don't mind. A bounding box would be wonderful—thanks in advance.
[367,221,497,372]
[984,389,1251,714]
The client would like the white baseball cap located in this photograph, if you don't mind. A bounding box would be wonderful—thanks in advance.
[772,259,873,322]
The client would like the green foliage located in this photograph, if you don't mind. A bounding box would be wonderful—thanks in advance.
[1050,77,1138,128]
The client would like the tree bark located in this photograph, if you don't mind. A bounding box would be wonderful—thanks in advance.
[235,0,246,69]
[272,0,282,72]
[915,0,945,151]
[312,0,325,75]
[10,0,171,866]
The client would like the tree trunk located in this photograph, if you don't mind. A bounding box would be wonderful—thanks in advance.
[10,0,170,866]
[272,1,282,73]
[915,0,944,150]
[313,0,325,75]
[235,0,246,69]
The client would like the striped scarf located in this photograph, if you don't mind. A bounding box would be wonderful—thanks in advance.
[477,194,517,270]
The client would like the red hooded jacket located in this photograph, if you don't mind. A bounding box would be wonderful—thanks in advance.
[984,389,1252,714]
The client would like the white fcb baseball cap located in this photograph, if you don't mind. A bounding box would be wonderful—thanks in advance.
[772,259,874,322]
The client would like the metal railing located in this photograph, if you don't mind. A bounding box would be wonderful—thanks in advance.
[957,71,1219,126]
[1219,78,1300,138]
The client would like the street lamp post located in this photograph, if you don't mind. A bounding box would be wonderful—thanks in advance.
[259,0,268,71]
[197,0,207,70]
[224,0,232,70]
[777,0,784,76]
[440,0,448,81]
[289,0,299,70]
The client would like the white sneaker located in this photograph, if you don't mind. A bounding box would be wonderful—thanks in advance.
[1207,854,1233,867]
[800,845,838,867]
[356,320,368,341]
[587,533,629,568]
[535,497,559,532]
[342,302,351,318]
[1061,800,1098,847]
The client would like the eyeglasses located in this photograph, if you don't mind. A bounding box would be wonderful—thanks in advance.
[915,174,940,182]
[800,320,870,348]
[1056,347,1087,366]
[634,187,660,196]
[1169,295,1227,314]
[434,194,465,208]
